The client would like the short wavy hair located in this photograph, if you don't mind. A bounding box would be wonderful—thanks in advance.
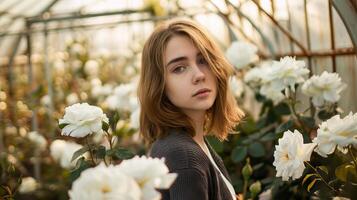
[138,18,244,144]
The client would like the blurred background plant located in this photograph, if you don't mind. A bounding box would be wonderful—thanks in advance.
[0,0,356,199]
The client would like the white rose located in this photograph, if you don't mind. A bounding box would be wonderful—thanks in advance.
[40,95,51,107]
[313,112,357,157]
[69,163,141,200]
[50,139,67,161]
[106,80,138,112]
[229,76,244,98]
[117,156,177,200]
[244,61,273,90]
[259,83,285,104]
[225,41,259,69]
[53,59,66,75]
[267,56,309,93]
[50,139,85,169]
[59,103,109,138]
[71,43,86,55]
[50,140,84,169]
[91,78,102,87]
[66,93,79,105]
[92,84,113,98]
[302,71,346,107]
[19,177,38,193]
[130,107,140,130]
[273,130,316,181]
[27,131,47,151]
[71,60,82,71]
[250,57,309,103]
[84,60,99,77]
[60,142,85,169]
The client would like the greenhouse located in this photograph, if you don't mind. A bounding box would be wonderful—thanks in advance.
[0,0,356,199]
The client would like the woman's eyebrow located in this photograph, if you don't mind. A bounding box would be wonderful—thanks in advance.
[166,56,187,68]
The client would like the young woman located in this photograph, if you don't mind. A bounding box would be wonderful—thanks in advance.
[138,19,244,200]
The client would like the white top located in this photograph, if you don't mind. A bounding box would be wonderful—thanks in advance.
[203,143,236,200]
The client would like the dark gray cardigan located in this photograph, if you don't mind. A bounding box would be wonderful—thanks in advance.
[149,129,235,200]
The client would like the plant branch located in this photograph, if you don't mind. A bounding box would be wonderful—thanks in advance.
[304,161,337,193]
[86,137,96,165]
[287,89,309,135]
[349,146,357,174]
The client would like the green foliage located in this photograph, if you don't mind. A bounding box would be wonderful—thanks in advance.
[248,142,266,158]
[275,119,294,134]
[231,146,247,163]
[70,157,91,182]
[71,146,90,162]
[206,136,224,153]
[335,163,357,182]
[106,148,135,160]
[58,123,69,129]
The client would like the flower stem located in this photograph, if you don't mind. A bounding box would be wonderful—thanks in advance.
[242,179,248,200]
[105,131,113,164]
[287,90,310,135]
[86,137,96,165]
[349,146,357,174]
[304,161,337,193]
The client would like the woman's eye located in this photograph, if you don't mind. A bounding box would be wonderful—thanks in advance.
[173,66,186,73]
[198,58,208,65]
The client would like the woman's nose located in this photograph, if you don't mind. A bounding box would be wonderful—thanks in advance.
[192,65,205,84]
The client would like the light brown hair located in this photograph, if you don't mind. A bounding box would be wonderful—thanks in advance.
[138,18,244,144]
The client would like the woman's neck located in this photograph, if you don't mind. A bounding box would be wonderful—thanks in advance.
[185,110,206,145]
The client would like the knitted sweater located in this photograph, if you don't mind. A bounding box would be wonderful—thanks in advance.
[149,129,235,200]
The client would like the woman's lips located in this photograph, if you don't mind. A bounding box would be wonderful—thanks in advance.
[193,88,211,97]
[194,90,210,98]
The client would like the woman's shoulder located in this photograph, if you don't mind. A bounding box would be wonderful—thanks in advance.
[149,130,209,171]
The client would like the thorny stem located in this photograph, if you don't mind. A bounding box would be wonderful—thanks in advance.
[304,161,338,194]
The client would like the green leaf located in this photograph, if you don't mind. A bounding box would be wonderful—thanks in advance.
[255,93,267,102]
[276,120,294,133]
[248,131,265,140]
[231,146,247,163]
[302,173,316,186]
[95,146,106,160]
[318,110,334,121]
[71,146,89,162]
[59,123,69,129]
[266,109,277,124]
[70,157,91,182]
[206,136,224,153]
[300,116,316,129]
[106,148,134,160]
[256,117,267,129]
[307,178,320,192]
[274,102,291,116]
[335,163,356,182]
[109,112,120,131]
[260,132,276,142]
[102,121,109,132]
[248,142,265,158]
[239,117,257,134]
[240,137,253,145]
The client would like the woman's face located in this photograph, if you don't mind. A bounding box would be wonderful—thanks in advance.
[163,35,217,117]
